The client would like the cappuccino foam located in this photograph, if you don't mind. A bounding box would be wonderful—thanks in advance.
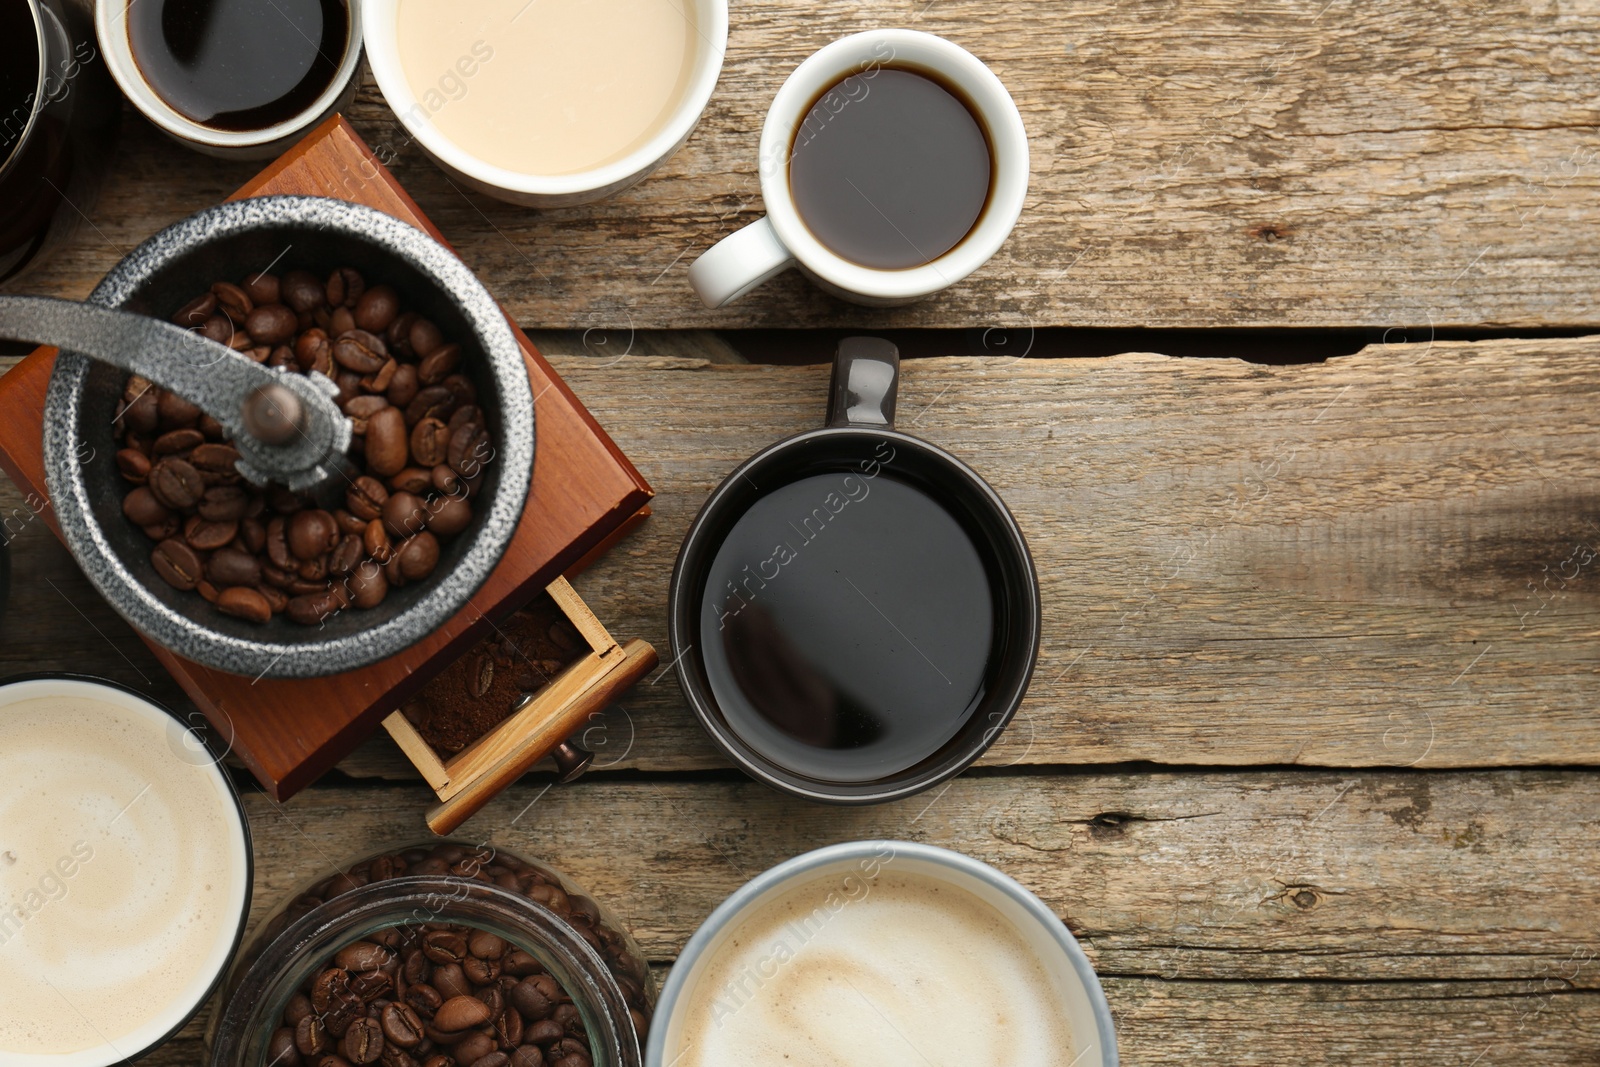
[0,692,247,1058]
[672,867,1078,1066]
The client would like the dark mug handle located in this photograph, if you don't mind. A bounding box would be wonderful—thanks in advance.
[827,336,900,429]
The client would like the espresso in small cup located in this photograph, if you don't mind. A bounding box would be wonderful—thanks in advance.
[790,67,991,270]
[688,29,1028,308]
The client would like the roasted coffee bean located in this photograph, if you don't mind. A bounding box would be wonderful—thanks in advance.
[296,327,334,371]
[116,448,152,484]
[286,993,315,1027]
[550,1005,581,1036]
[417,343,462,385]
[508,980,551,1021]
[441,374,477,407]
[330,534,365,576]
[347,475,390,521]
[427,496,473,538]
[410,318,444,358]
[245,271,282,306]
[404,386,457,427]
[434,995,492,1033]
[549,1054,588,1067]
[389,468,432,495]
[266,516,295,570]
[468,1054,510,1067]
[153,428,203,455]
[432,465,465,497]
[448,425,492,478]
[335,509,369,536]
[422,930,470,966]
[328,267,365,308]
[475,986,505,1021]
[256,582,288,614]
[239,517,268,553]
[524,1021,564,1047]
[212,280,253,321]
[207,547,261,587]
[198,486,250,522]
[288,590,343,626]
[296,554,330,582]
[404,982,444,1019]
[336,331,389,374]
[143,516,182,541]
[191,442,242,472]
[387,363,420,408]
[353,969,395,1001]
[508,1048,544,1067]
[447,406,483,437]
[461,952,499,986]
[289,509,339,560]
[338,941,394,973]
[152,539,203,590]
[361,358,399,394]
[284,270,326,312]
[184,516,238,551]
[382,492,429,540]
[466,932,505,960]
[262,562,294,588]
[297,1015,332,1057]
[432,963,471,1002]
[410,418,451,467]
[148,457,204,510]
[363,521,394,565]
[356,285,401,332]
[347,563,384,614]
[381,1003,426,1049]
[247,303,299,345]
[343,1017,386,1065]
[330,306,357,337]
[271,1026,305,1066]
[501,951,542,979]
[494,1006,523,1049]
[172,292,217,327]
[158,388,203,427]
[366,407,409,477]
[198,312,233,345]
[217,585,272,623]
[451,1033,496,1065]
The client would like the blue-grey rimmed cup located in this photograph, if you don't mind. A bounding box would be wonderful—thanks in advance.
[0,673,253,1067]
[43,196,534,678]
[647,840,1118,1067]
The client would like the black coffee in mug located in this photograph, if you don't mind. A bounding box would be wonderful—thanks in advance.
[127,0,348,131]
[701,465,997,783]
[670,338,1040,803]
[788,67,992,269]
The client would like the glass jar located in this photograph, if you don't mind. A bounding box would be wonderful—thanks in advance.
[209,841,653,1067]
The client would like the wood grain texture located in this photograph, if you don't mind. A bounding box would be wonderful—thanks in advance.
[13,0,1600,329]
[135,769,1600,1065]
[4,333,1597,774]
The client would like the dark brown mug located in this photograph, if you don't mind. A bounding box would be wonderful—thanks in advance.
[668,337,1040,803]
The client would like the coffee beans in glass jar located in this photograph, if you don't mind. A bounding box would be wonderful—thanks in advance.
[112,267,495,626]
[260,843,653,1067]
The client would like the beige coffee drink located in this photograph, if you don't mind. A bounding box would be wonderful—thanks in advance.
[671,868,1078,1065]
[394,0,698,175]
[0,684,248,1061]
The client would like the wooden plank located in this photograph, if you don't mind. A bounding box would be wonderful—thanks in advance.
[13,1,1600,329]
[224,770,1599,980]
[5,333,1598,772]
[140,976,1600,1067]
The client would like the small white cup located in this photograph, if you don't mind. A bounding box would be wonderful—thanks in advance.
[362,0,728,208]
[95,0,366,160]
[689,29,1029,309]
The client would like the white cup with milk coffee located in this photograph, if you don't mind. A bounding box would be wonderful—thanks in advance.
[362,0,728,207]
[649,840,1118,1067]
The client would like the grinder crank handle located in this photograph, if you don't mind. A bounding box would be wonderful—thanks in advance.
[0,295,352,493]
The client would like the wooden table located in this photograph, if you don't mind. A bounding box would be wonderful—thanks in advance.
[6,4,1600,1062]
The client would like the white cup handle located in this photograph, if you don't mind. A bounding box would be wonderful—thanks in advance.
[688,217,797,309]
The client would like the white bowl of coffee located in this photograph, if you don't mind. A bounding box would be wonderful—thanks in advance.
[95,0,366,160]
[649,841,1117,1067]
[0,675,252,1066]
[361,0,728,207]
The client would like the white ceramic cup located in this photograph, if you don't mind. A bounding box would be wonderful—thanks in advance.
[95,0,365,160]
[647,840,1118,1067]
[362,0,728,208]
[688,29,1029,309]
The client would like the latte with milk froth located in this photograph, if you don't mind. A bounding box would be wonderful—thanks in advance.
[670,867,1078,1066]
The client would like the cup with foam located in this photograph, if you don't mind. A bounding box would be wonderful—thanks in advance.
[648,840,1118,1067]
[0,674,252,1066]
